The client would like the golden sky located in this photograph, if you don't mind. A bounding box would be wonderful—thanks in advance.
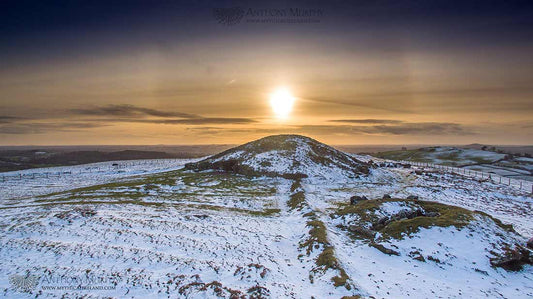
[1,2,532,145]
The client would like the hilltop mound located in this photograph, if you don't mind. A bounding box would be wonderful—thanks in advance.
[185,134,369,179]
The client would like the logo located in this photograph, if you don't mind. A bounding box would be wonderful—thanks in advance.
[213,7,245,26]
[9,274,39,292]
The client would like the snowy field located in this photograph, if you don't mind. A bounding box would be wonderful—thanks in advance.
[0,155,532,298]
[376,146,533,182]
[0,158,201,200]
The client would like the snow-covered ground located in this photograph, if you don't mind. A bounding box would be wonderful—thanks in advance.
[0,158,201,200]
[376,146,533,182]
[0,148,532,298]
[414,147,505,165]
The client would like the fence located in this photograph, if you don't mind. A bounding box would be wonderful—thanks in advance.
[396,160,533,195]
[0,159,181,182]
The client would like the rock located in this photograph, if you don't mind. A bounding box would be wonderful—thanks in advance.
[414,170,424,175]
[370,242,400,256]
[350,195,368,205]
[425,212,440,218]
[371,208,439,230]
[396,209,409,219]
[382,194,391,199]
[372,216,390,230]
[409,250,426,262]
[527,238,533,250]
[377,216,389,225]
[55,207,96,220]
[490,245,533,271]
[78,208,97,217]
[414,209,425,217]
[348,225,376,239]
[406,195,419,200]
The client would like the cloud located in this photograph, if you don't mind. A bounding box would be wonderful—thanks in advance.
[71,104,199,118]
[184,122,472,136]
[70,104,257,125]
[0,122,107,134]
[132,118,257,125]
[0,116,23,124]
[370,123,469,135]
[300,122,471,136]
[302,96,414,113]
[329,119,404,124]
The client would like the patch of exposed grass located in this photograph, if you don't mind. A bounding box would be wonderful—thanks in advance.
[334,199,481,240]
[315,244,352,290]
[316,246,338,268]
[36,170,277,208]
[2,200,281,218]
[247,208,281,217]
[374,149,433,163]
[39,170,184,199]
[334,200,384,223]
[298,215,353,290]
[288,191,305,210]
[333,269,350,289]
[381,201,474,239]
[474,210,516,233]
[470,156,494,164]
[436,151,461,162]
[300,219,329,255]
[290,179,302,193]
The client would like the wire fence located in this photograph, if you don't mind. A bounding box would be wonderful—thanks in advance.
[2,158,532,195]
[0,159,185,182]
[396,160,533,195]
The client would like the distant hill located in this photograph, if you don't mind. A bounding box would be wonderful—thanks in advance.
[461,144,533,156]
[0,150,176,172]
[0,145,237,172]
[374,146,507,166]
[373,146,533,181]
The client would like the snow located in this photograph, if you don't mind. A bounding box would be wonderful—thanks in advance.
[376,201,415,216]
[330,222,532,298]
[0,142,532,298]
[0,158,201,200]
[0,174,354,298]
[206,135,367,180]
[425,147,506,165]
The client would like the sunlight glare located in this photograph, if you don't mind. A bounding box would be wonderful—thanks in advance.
[269,87,295,119]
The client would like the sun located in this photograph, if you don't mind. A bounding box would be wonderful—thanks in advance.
[269,87,295,119]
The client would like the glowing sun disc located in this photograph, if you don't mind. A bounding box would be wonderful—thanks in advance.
[269,88,295,119]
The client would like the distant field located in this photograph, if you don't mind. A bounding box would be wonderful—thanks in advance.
[373,146,533,181]
[0,145,234,172]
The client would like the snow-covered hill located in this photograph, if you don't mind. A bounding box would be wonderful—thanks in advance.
[376,146,507,166]
[185,135,369,179]
[1,135,532,298]
[375,146,533,181]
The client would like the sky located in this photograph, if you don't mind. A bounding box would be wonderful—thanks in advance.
[1,0,532,145]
